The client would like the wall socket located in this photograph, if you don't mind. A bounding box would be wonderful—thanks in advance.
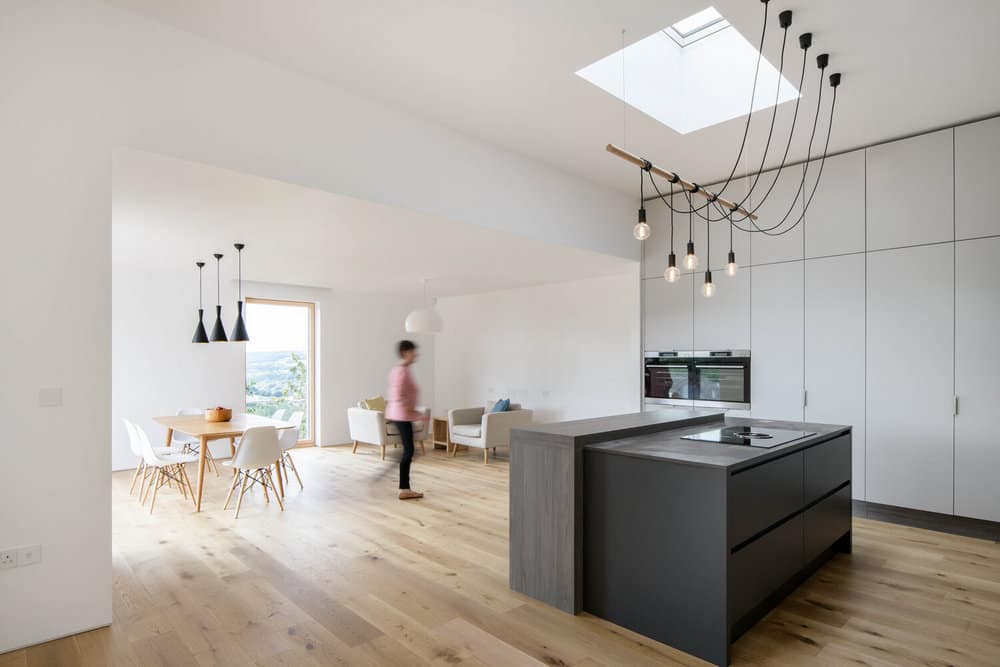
[0,545,41,570]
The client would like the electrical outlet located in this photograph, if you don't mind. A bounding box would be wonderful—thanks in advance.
[0,549,16,570]
[17,545,41,567]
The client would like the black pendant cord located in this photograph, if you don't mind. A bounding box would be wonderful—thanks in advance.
[669,184,675,252]
[729,210,734,254]
[199,265,204,309]
[705,214,711,273]
[682,0,770,214]
[748,84,838,236]
[645,23,801,224]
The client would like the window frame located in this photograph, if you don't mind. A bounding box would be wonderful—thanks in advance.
[244,297,317,446]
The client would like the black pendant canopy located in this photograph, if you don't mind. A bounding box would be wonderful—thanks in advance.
[209,253,228,342]
[192,261,209,344]
[229,242,250,342]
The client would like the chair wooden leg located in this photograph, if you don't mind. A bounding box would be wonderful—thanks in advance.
[223,470,241,510]
[260,470,270,503]
[352,440,359,454]
[285,453,304,490]
[420,440,426,455]
[484,448,489,464]
[234,473,250,519]
[141,467,154,505]
[129,461,143,496]
[149,468,162,514]
[175,465,188,500]
[381,445,386,461]
[266,469,285,511]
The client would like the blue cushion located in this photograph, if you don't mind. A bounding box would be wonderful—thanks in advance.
[489,398,510,413]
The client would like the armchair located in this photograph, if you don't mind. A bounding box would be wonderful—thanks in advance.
[347,403,428,460]
[448,403,533,464]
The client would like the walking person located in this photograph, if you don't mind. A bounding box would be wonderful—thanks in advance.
[386,340,425,499]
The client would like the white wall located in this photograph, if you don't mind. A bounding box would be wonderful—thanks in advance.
[1,0,632,652]
[434,271,641,423]
[111,270,436,471]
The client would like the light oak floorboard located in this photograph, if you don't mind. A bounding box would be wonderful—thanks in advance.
[2,446,998,666]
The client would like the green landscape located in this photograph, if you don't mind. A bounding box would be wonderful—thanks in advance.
[246,349,309,437]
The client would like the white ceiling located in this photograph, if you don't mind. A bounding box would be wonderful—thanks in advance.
[107,0,1000,194]
[112,150,634,296]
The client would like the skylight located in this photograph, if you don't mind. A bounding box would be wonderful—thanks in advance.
[575,6,799,135]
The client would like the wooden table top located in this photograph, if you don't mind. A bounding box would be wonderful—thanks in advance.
[153,413,293,438]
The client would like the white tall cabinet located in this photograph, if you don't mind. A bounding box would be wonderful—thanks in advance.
[955,237,1000,521]
[805,253,866,499]
[866,244,954,514]
[643,273,693,352]
[750,261,803,422]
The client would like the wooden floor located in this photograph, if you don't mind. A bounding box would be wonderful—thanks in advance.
[3,445,1000,667]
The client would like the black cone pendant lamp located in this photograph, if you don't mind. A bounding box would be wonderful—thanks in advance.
[229,243,250,342]
[192,261,209,344]
[209,253,228,342]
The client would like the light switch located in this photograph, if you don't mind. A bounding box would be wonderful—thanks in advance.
[38,387,62,407]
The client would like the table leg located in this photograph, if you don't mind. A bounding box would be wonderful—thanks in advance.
[164,427,173,447]
[274,459,285,497]
[195,435,208,512]
[229,437,237,477]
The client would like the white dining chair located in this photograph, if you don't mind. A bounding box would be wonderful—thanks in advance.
[277,423,303,491]
[123,418,174,500]
[270,409,287,421]
[223,426,284,518]
[134,422,199,514]
[173,408,219,476]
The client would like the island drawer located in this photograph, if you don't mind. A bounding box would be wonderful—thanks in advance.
[804,484,852,563]
[728,514,803,624]
[728,451,804,547]
[803,434,851,505]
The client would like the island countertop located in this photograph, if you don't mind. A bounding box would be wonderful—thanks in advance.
[583,415,851,471]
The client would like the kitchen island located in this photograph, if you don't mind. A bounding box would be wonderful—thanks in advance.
[509,409,852,667]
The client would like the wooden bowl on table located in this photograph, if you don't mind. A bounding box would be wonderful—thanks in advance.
[204,407,233,423]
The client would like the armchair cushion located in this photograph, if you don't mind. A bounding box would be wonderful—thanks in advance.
[452,424,482,439]
[489,398,510,413]
[361,395,386,411]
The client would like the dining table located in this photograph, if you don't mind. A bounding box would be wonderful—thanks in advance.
[152,413,294,512]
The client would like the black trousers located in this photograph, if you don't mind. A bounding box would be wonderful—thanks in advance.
[389,420,414,490]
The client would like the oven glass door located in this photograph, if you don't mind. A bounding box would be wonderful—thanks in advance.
[646,364,691,399]
[694,363,747,403]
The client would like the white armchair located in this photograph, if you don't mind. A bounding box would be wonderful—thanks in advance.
[348,403,428,460]
[448,403,533,464]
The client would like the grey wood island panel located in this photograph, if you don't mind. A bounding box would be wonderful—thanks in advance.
[510,410,853,667]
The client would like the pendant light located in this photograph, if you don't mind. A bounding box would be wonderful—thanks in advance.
[209,253,228,342]
[404,278,442,334]
[702,215,714,297]
[684,198,699,270]
[633,169,651,241]
[663,184,680,283]
[726,211,739,277]
[191,261,209,344]
[229,243,250,342]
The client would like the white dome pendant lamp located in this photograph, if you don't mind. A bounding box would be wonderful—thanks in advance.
[404,278,442,334]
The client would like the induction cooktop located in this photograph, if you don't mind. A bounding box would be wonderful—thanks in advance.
[681,425,816,448]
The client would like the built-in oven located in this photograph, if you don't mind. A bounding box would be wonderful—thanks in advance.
[644,350,750,409]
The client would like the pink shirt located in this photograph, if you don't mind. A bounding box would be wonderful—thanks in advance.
[386,363,421,422]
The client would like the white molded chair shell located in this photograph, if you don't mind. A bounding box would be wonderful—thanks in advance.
[270,409,287,421]
[286,410,304,428]
[231,426,281,470]
[136,423,199,467]
[172,408,202,446]
[278,425,300,453]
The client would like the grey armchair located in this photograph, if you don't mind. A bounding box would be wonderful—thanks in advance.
[447,403,533,464]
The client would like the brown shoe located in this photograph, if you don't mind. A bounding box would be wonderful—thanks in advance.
[399,490,424,500]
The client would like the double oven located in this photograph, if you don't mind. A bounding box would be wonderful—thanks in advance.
[644,350,751,410]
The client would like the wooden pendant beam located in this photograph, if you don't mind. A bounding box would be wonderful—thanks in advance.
[606,143,759,221]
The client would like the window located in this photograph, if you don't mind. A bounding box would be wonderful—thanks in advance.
[244,298,316,444]
[575,6,799,134]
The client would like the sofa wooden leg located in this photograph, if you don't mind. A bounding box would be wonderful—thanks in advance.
[451,444,459,458]
[484,448,489,464]
[352,440,359,454]
[381,445,386,461]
